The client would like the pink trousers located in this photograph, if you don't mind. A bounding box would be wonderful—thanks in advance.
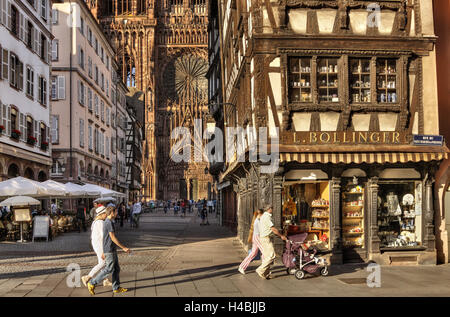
[239,234,263,271]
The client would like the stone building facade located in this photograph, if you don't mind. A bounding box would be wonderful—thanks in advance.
[215,0,448,265]
[89,0,213,201]
[0,0,53,182]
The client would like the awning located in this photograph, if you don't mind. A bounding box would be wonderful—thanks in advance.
[280,152,448,164]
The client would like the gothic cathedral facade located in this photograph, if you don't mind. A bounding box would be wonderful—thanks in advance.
[90,0,212,200]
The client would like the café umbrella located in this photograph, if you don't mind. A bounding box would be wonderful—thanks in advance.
[0,195,40,243]
[0,177,66,198]
[0,196,41,207]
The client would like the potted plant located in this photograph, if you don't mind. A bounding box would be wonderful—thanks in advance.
[11,129,21,140]
[27,135,37,145]
[41,141,49,151]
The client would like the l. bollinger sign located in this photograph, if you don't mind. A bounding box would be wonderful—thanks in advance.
[281,131,407,145]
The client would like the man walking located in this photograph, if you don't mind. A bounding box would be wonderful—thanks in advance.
[255,205,287,280]
[87,206,130,295]
[131,201,142,228]
[76,200,87,232]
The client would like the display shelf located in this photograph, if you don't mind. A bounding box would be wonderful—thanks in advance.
[344,231,364,235]
[343,216,364,219]
[343,205,363,209]
[312,216,329,219]
[311,205,329,208]
[343,192,364,195]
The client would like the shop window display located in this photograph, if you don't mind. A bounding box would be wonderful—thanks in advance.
[341,177,365,249]
[377,182,422,248]
[282,182,330,250]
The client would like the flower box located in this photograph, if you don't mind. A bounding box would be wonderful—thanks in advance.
[0,125,5,134]
[41,141,49,151]
[27,136,37,145]
[11,129,21,140]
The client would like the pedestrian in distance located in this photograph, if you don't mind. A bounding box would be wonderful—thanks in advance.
[87,206,130,295]
[81,206,112,287]
[90,202,99,222]
[200,204,209,226]
[131,200,142,228]
[255,205,287,280]
[76,199,87,232]
[118,202,125,228]
[238,209,264,275]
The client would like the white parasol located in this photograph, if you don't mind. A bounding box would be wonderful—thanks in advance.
[0,196,41,207]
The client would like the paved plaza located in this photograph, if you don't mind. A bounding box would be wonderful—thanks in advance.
[0,210,450,297]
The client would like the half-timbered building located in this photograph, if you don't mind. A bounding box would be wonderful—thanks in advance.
[215,0,448,265]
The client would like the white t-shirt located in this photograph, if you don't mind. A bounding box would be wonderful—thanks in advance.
[259,212,274,238]
[132,203,142,215]
[253,218,261,237]
[90,219,104,254]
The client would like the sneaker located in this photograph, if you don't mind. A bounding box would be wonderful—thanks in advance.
[87,282,95,295]
[81,275,91,287]
[103,279,112,287]
[238,267,245,275]
[113,287,128,294]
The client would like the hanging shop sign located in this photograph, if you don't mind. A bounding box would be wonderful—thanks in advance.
[412,135,443,146]
[281,131,408,145]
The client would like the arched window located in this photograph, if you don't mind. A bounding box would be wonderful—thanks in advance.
[8,164,19,178]
[24,167,34,180]
[38,171,47,182]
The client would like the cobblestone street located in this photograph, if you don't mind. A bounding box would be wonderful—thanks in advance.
[1,210,450,297]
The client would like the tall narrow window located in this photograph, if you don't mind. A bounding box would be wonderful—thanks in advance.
[350,58,371,103]
[317,57,339,103]
[377,58,398,103]
[79,118,84,147]
[41,0,47,20]
[38,76,47,105]
[26,66,34,98]
[288,57,312,103]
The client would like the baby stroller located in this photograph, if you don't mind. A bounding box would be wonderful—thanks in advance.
[283,233,329,280]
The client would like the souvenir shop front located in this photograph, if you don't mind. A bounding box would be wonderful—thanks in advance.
[280,159,440,265]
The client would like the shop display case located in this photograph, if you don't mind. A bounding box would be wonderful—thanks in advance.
[342,183,365,249]
[350,58,371,103]
[318,58,339,102]
[377,182,422,248]
[377,58,398,103]
[282,182,330,250]
[289,57,312,102]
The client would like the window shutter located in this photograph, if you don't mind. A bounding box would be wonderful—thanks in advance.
[18,61,23,90]
[37,32,42,58]
[33,28,38,53]
[58,75,65,99]
[78,45,82,68]
[34,119,38,140]
[19,112,25,141]
[6,1,11,30]
[19,13,23,41]
[6,105,10,136]
[46,126,50,145]
[79,119,84,147]
[1,103,6,131]
[106,108,110,126]
[51,115,58,144]
[2,48,8,81]
[46,39,51,63]
[51,39,58,61]
[77,80,81,104]
[52,8,58,24]
[88,125,92,150]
